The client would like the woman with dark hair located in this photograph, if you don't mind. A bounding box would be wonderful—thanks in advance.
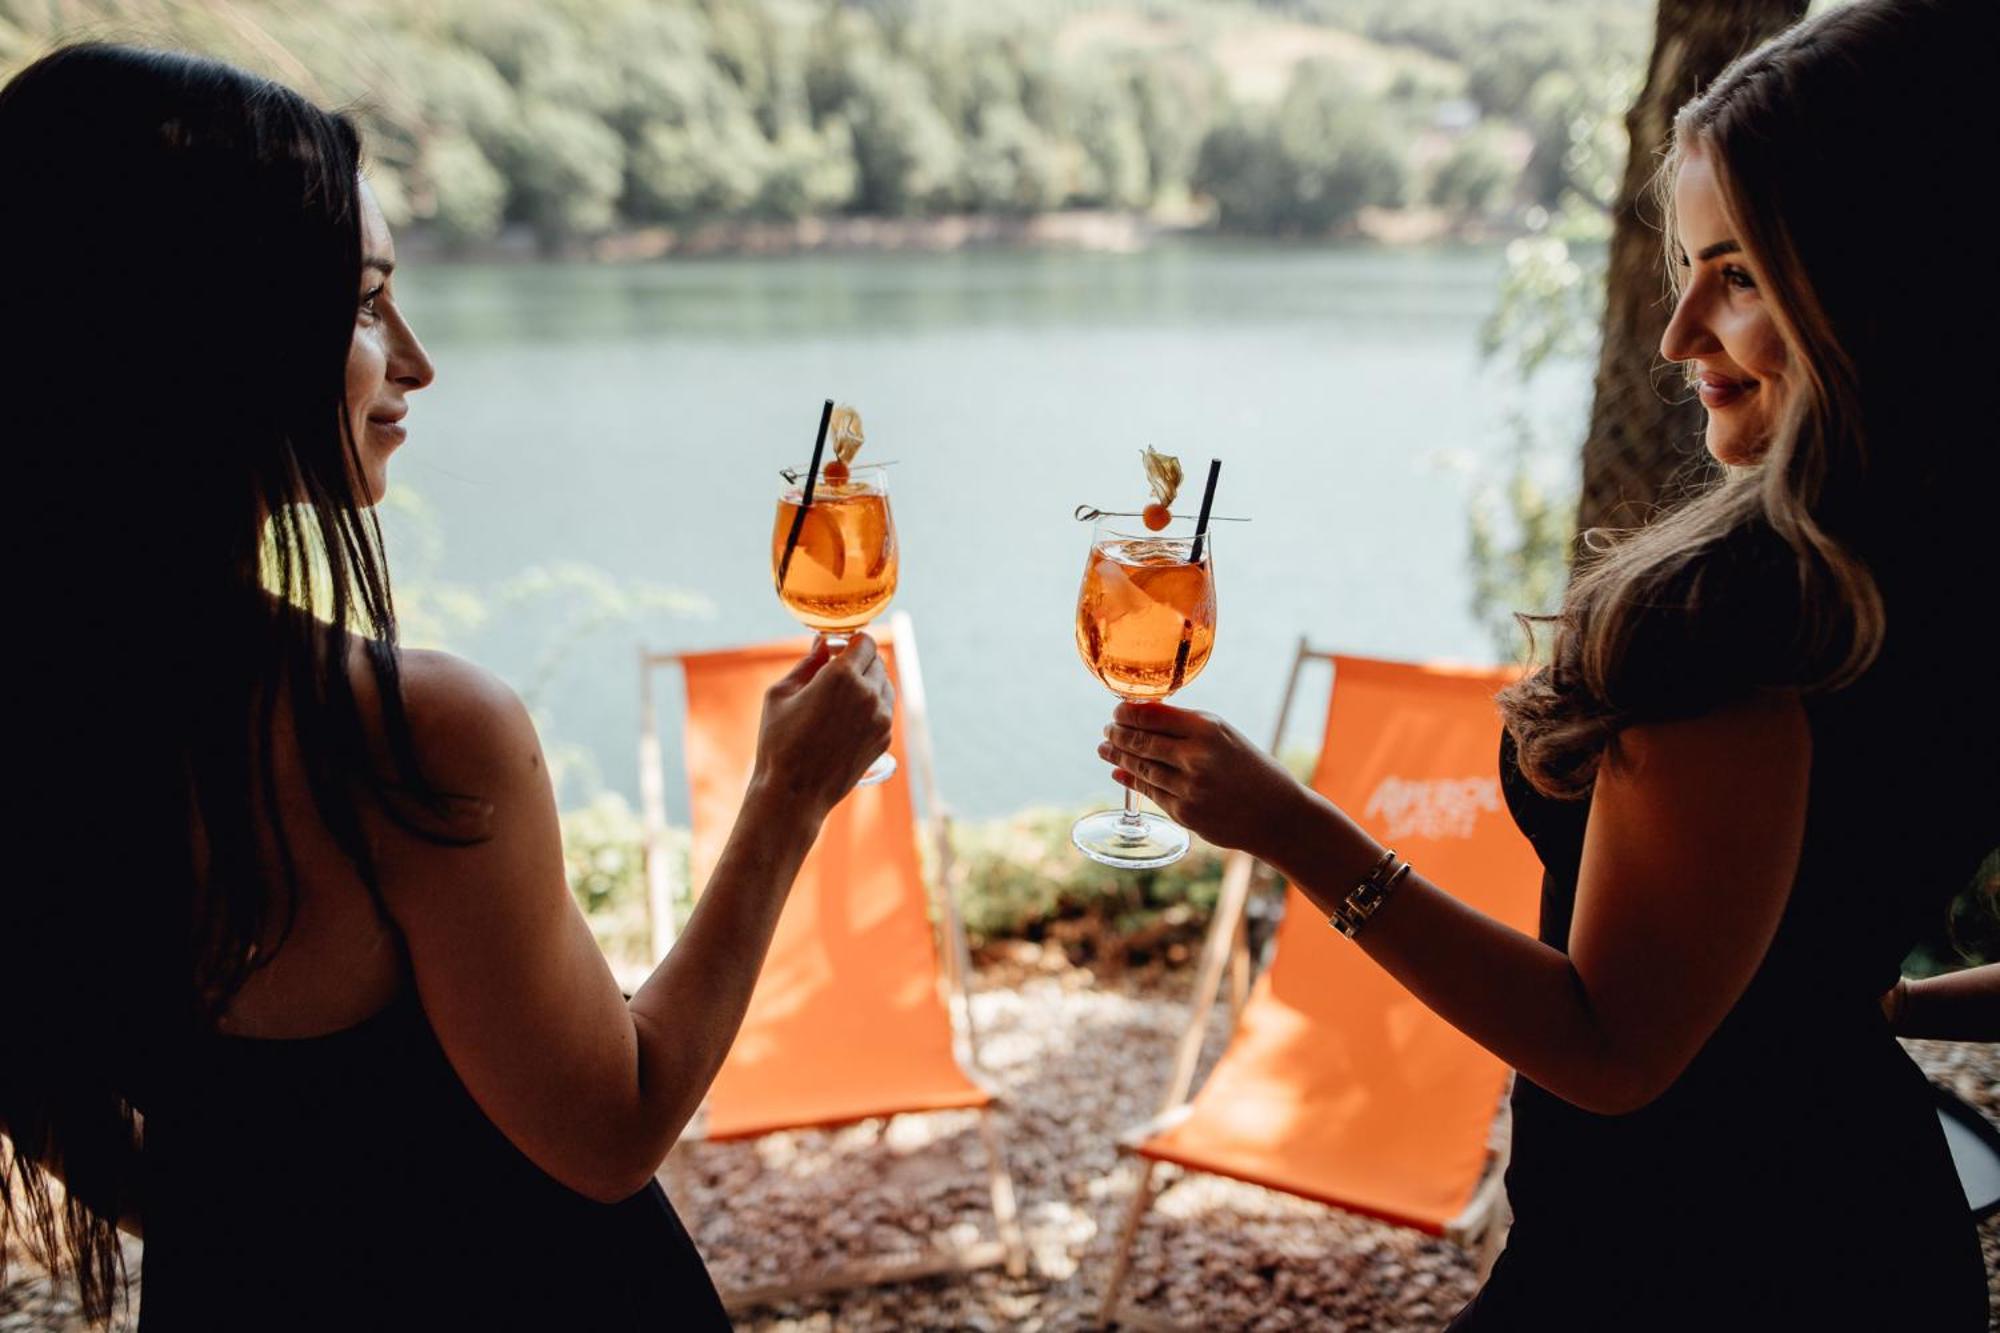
[1098,2,1998,1327]
[0,44,893,1329]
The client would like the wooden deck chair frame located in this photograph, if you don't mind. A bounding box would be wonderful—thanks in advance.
[637,611,1027,1313]
[1098,639,1514,1331]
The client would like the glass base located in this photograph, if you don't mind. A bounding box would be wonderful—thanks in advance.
[1071,808,1189,869]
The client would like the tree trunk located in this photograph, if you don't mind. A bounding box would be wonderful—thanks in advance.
[1576,0,1807,535]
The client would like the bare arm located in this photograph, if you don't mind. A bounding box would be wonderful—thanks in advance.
[378,638,892,1203]
[1102,691,1811,1115]
[1887,964,2000,1042]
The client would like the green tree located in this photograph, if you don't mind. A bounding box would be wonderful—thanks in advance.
[1133,61,1218,205]
[1428,125,1517,218]
[449,3,609,116]
[1194,59,1411,236]
[503,97,626,247]
[843,53,962,215]
[1464,24,1585,119]
[962,102,1064,214]
[593,7,723,138]
[757,119,860,221]
[1273,61,1408,231]
[423,130,507,247]
[621,57,777,226]
[414,44,518,152]
[1191,115,1290,233]
[1070,72,1151,210]
[628,117,766,222]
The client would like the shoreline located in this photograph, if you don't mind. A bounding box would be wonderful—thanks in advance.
[399,205,1515,265]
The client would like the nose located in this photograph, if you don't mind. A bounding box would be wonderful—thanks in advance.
[1658,279,1719,366]
[390,310,436,392]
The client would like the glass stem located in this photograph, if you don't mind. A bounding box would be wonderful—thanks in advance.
[821,632,851,653]
[1120,782,1142,828]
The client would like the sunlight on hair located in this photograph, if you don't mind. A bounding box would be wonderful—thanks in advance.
[258,503,356,630]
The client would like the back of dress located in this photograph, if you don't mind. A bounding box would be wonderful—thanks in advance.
[133,987,728,1332]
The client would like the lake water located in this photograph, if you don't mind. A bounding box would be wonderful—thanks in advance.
[387,244,1588,821]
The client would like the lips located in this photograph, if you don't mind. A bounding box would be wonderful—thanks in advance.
[366,409,407,442]
[1696,370,1758,410]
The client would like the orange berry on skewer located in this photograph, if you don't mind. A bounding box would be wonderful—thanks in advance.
[822,459,850,486]
[1142,503,1171,531]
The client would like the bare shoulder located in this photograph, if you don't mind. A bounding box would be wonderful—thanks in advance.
[340,645,554,891]
[358,646,543,795]
[396,648,537,753]
[1607,689,1810,783]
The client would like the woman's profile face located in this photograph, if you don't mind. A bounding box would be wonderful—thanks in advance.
[1659,146,1789,467]
[344,180,434,504]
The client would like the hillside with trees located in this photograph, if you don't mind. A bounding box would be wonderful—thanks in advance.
[0,0,1650,250]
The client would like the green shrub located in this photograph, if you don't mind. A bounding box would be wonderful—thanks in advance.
[950,805,1226,966]
[560,796,1231,972]
[561,792,681,973]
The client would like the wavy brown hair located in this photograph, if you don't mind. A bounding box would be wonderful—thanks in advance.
[1501,0,2000,797]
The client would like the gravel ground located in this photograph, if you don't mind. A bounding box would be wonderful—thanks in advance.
[6,958,2000,1331]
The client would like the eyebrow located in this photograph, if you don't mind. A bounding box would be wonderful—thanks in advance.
[363,256,395,276]
[1695,240,1741,261]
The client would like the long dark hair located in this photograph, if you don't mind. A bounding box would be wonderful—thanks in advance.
[1501,0,2000,795]
[0,45,449,1319]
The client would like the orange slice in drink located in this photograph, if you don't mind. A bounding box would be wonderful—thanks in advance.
[1136,560,1211,617]
[794,504,846,579]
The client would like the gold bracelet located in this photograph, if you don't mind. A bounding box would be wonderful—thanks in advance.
[1329,853,1411,940]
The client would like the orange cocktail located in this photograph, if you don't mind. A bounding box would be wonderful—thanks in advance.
[772,476,898,635]
[1076,537,1216,699]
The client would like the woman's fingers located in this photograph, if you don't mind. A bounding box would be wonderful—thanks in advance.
[1112,767,1179,816]
[1105,723,1185,762]
[1102,720,1205,796]
[774,638,834,694]
[1112,700,1204,737]
[1098,741,1187,797]
[839,632,880,673]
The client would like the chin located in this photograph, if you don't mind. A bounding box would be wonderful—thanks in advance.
[348,459,390,507]
[1705,422,1771,468]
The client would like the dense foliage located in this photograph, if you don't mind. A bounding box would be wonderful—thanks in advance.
[561,793,1238,975]
[0,0,1647,245]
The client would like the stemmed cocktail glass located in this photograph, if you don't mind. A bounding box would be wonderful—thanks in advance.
[772,460,899,786]
[1071,512,1216,867]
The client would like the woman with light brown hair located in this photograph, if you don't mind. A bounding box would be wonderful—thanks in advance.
[1098,1,1999,1326]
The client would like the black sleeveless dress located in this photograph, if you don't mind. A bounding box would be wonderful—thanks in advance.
[132,986,731,1331]
[1451,652,1994,1331]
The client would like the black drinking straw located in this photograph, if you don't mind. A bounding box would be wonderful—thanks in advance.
[1170,459,1222,691]
[775,398,834,594]
[1188,458,1221,562]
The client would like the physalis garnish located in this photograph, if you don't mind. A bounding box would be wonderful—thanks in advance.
[823,404,865,485]
[1141,446,1182,530]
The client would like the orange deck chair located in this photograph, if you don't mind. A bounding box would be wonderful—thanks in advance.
[1100,647,1543,1329]
[637,612,1026,1312]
